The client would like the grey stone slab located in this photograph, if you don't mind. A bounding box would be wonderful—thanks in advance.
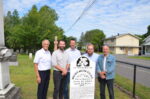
[0,0,4,46]
[0,84,20,99]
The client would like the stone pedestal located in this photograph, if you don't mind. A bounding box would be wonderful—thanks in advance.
[0,62,10,89]
[0,62,20,99]
[0,84,20,99]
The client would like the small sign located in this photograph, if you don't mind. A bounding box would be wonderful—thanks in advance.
[70,56,95,99]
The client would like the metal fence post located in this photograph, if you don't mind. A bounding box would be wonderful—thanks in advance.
[133,65,137,98]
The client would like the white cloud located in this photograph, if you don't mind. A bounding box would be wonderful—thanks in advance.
[3,0,150,39]
[57,0,150,38]
[4,0,48,15]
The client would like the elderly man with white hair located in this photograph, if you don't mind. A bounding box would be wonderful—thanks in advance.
[34,39,52,99]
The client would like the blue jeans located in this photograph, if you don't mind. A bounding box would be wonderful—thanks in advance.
[63,72,70,99]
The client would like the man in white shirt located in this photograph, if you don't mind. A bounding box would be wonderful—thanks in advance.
[34,39,51,99]
[64,39,81,99]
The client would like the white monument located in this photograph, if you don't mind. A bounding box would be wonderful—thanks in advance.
[29,53,33,59]
[70,56,96,99]
[0,0,20,98]
[0,0,4,47]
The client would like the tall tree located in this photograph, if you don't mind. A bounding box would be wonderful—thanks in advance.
[62,35,77,48]
[4,5,64,53]
[4,11,12,47]
[12,9,20,25]
[4,10,21,49]
[37,5,63,52]
[78,32,85,50]
[84,29,105,51]
[21,5,40,52]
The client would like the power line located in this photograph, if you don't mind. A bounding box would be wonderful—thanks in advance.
[66,0,97,32]
[66,0,96,32]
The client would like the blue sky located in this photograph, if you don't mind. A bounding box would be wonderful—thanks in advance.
[3,0,150,39]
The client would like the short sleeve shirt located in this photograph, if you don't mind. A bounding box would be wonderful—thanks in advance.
[52,49,69,71]
[34,48,52,71]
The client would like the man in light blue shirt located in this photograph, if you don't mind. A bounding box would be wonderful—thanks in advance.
[83,44,99,79]
[83,43,99,63]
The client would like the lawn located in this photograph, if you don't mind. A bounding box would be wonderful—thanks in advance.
[128,56,150,60]
[115,74,150,99]
[10,54,130,99]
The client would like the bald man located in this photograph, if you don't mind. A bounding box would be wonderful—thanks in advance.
[34,39,52,99]
[96,45,116,99]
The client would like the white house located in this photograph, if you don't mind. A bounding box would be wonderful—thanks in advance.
[142,35,150,55]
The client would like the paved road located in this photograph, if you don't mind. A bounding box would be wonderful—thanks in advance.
[115,55,150,87]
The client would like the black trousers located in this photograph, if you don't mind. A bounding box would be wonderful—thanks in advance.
[37,70,50,99]
[98,77,114,99]
[53,70,67,99]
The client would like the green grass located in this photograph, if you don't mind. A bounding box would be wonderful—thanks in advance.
[10,54,130,99]
[115,74,150,99]
[128,56,150,60]
[95,79,131,99]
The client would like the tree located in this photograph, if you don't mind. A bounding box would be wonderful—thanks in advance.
[62,35,77,48]
[83,29,105,51]
[143,25,150,38]
[4,5,64,53]
[12,9,20,25]
[136,25,150,45]
[4,10,21,50]
[78,32,85,50]
[4,11,12,47]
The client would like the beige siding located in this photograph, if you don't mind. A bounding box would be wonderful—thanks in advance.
[109,47,115,54]
[133,48,139,55]
[113,47,139,55]
[115,47,125,54]
[105,34,140,55]
[116,35,139,47]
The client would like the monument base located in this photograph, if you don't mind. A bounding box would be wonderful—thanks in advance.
[0,83,20,99]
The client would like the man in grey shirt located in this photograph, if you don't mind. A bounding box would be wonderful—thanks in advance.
[52,40,69,99]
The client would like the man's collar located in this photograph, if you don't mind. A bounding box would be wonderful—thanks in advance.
[69,47,76,51]
[41,48,49,53]
[58,49,65,52]
[88,53,94,57]
[102,54,109,57]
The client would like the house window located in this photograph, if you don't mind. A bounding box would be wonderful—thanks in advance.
[145,46,150,53]
[110,48,114,51]
[120,47,124,50]
[111,39,114,42]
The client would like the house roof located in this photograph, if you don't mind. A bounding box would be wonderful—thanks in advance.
[142,41,150,45]
[109,45,140,48]
[104,33,141,40]
[143,35,150,42]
